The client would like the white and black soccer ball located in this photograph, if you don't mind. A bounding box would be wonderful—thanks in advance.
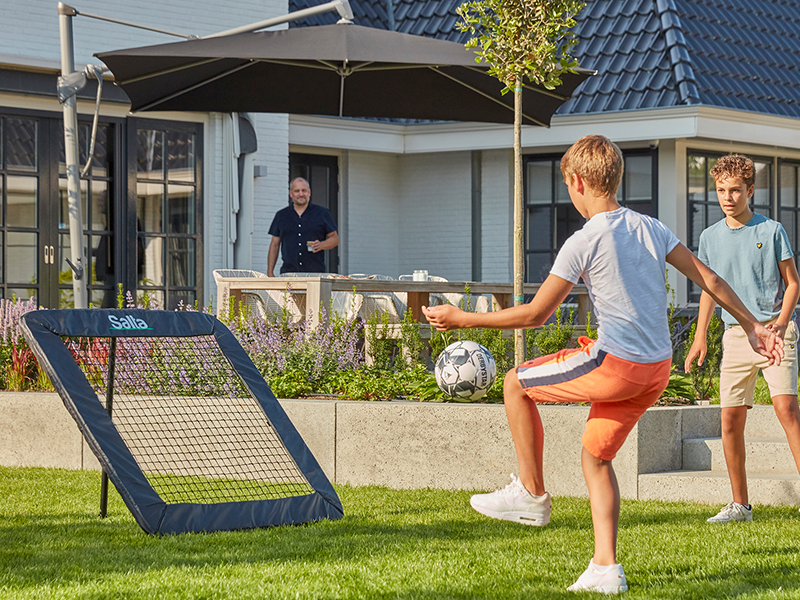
[434,341,497,401]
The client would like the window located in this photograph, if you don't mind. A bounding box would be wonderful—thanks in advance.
[779,161,800,271]
[135,121,202,310]
[687,151,772,302]
[523,150,656,283]
[1,116,40,302]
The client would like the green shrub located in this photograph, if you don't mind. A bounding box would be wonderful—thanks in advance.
[527,304,575,357]
[365,311,396,371]
[398,309,425,369]
[684,313,723,400]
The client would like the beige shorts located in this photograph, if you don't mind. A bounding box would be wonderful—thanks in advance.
[719,320,799,408]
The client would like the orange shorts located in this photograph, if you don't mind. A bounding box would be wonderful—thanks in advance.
[517,337,671,461]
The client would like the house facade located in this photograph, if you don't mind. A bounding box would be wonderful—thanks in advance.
[0,0,292,309]
[291,0,800,305]
[1,0,799,309]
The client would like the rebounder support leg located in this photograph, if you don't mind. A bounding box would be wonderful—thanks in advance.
[99,337,116,518]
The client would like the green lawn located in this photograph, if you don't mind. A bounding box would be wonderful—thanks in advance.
[1,467,799,599]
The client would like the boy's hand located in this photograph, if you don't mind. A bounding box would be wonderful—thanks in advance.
[422,305,465,331]
[684,339,707,373]
[765,322,787,340]
[748,322,784,366]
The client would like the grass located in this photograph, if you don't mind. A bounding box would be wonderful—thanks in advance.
[1,467,799,599]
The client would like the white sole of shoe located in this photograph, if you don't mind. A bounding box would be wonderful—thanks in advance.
[567,581,628,594]
[470,502,549,526]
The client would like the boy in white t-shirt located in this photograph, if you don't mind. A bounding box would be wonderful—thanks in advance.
[423,135,783,594]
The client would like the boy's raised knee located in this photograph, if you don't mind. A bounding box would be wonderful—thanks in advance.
[503,367,521,390]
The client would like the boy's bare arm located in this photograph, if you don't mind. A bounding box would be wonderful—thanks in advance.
[768,257,800,339]
[684,292,716,371]
[423,274,574,331]
[666,243,784,365]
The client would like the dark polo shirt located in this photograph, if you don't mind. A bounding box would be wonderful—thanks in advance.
[268,202,337,273]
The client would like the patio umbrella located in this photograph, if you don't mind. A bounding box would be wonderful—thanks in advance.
[96,23,594,126]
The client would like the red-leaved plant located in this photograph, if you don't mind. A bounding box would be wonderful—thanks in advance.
[7,344,34,391]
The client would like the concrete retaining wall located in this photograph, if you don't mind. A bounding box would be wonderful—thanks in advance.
[0,392,724,499]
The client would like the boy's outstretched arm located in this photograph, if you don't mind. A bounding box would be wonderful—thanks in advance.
[684,291,716,372]
[667,243,784,365]
[422,274,574,331]
[767,257,800,340]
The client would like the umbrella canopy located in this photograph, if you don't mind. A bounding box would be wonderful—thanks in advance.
[97,23,594,126]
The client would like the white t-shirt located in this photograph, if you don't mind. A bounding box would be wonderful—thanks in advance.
[550,207,680,363]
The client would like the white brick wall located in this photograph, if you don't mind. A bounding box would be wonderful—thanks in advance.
[396,151,472,281]
[203,112,288,303]
[345,151,401,276]
[1,0,287,67]
[481,149,513,282]
[341,148,513,282]
[251,113,289,275]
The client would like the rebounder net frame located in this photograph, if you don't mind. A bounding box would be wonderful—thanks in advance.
[20,309,343,534]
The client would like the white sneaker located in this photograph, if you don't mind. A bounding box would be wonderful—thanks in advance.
[470,474,550,526]
[706,502,753,523]
[567,561,628,594]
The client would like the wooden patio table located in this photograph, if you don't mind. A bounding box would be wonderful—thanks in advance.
[215,275,592,328]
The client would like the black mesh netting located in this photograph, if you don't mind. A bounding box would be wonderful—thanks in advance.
[64,335,314,504]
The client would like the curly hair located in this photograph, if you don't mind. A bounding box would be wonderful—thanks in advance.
[560,135,624,197]
[709,154,755,187]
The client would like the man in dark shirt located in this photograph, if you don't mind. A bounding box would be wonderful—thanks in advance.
[267,177,339,276]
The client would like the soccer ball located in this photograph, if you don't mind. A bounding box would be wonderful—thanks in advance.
[434,341,497,401]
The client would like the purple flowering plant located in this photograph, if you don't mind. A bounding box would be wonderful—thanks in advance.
[0,297,47,391]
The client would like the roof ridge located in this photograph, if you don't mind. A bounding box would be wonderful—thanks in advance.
[655,0,700,105]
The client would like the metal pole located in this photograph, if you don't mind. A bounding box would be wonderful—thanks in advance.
[99,337,116,518]
[203,0,354,38]
[58,2,89,309]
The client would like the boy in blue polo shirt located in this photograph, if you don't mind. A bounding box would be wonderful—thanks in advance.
[685,154,800,523]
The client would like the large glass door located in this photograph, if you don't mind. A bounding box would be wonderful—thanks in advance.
[0,110,203,309]
[0,112,118,307]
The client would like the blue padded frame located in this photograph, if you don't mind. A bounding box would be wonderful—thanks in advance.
[20,309,343,534]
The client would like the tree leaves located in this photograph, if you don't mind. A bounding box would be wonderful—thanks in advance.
[457,0,584,93]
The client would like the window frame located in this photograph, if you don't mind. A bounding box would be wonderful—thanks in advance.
[522,148,658,283]
[128,117,204,310]
[778,159,800,272]
[686,149,774,302]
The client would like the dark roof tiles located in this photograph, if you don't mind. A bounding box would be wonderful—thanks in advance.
[289,0,800,118]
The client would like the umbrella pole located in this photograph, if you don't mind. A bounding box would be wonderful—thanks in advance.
[58,3,89,309]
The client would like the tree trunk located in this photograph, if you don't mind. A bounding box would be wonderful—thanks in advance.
[513,76,525,364]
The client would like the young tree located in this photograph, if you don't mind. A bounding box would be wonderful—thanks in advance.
[457,0,584,362]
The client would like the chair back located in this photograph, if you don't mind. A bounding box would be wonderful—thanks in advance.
[212,269,268,283]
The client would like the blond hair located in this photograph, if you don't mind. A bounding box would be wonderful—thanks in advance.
[560,135,624,197]
[710,154,755,187]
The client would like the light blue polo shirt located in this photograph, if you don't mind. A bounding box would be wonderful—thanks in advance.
[698,213,794,327]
